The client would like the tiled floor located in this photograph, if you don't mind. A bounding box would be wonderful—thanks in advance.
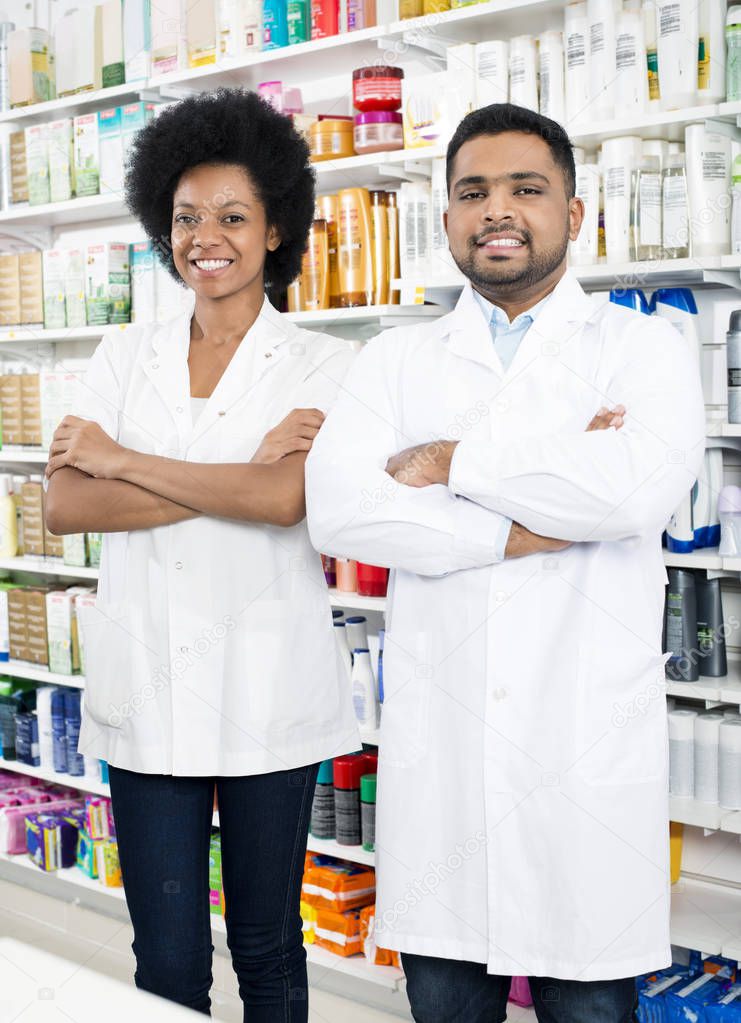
[0,878,537,1022]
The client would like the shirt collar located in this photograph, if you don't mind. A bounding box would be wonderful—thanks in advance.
[471,286,553,332]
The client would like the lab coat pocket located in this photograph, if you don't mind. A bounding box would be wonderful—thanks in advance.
[574,651,668,787]
[379,630,431,768]
[78,601,132,729]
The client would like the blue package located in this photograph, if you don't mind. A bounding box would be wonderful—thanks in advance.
[63,690,84,777]
[637,966,694,1023]
[14,712,39,766]
[707,984,741,1019]
[50,688,67,773]
[665,970,734,1022]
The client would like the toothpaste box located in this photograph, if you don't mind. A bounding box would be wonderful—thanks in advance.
[47,118,73,203]
[85,243,130,325]
[73,114,99,197]
[24,124,50,206]
[97,107,123,195]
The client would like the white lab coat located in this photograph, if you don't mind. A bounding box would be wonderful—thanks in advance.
[75,294,361,775]
[305,270,705,980]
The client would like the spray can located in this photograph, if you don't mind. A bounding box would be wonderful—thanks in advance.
[310,759,336,839]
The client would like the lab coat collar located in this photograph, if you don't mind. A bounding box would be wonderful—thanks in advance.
[440,269,594,376]
[143,292,300,444]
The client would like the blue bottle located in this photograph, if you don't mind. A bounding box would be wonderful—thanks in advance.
[609,288,650,314]
[262,0,289,49]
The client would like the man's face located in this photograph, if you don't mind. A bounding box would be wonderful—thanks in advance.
[444,131,583,295]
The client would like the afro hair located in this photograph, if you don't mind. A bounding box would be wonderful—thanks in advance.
[124,88,316,292]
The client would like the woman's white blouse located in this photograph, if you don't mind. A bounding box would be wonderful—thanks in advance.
[75,295,361,775]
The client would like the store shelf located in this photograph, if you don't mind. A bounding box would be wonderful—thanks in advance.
[0,324,107,345]
[0,556,99,580]
[387,0,565,40]
[663,548,723,570]
[313,146,446,194]
[666,663,741,707]
[671,878,741,959]
[306,835,376,867]
[569,103,721,148]
[328,588,387,613]
[0,848,126,900]
[706,421,741,438]
[0,756,109,797]
[0,84,146,128]
[0,193,127,228]
[670,797,741,834]
[285,304,446,327]
[0,448,48,463]
[3,660,85,688]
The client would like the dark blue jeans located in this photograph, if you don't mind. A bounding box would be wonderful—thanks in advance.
[108,763,319,1021]
[402,953,639,1023]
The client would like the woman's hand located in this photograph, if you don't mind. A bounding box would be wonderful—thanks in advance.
[586,405,626,431]
[251,408,325,465]
[45,416,129,481]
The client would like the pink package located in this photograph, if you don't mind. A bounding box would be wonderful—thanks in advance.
[0,789,53,808]
[509,977,533,1007]
[1,799,84,854]
[0,772,45,790]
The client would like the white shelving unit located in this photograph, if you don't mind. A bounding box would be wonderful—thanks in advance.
[669,798,741,834]
[2,660,85,688]
[306,834,376,867]
[0,756,109,796]
[0,556,99,579]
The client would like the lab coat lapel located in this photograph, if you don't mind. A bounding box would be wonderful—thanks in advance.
[140,311,192,438]
[442,283,505,375]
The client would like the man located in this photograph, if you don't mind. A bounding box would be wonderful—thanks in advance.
[306,104,705,1022]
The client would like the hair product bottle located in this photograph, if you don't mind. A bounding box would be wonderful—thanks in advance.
[337,187,373,307]
[369,191,389,306]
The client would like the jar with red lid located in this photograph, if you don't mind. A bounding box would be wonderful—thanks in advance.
[352,65,404,112]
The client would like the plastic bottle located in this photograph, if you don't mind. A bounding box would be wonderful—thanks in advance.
[352,649,378,730]
[685,124,731,258]
[315,194,340,308]
[475,40,509,106]
[50,688,67,773]
[602,135,643,264]
[537,30,565,124]
[337,187,373,307]
[727,5,741,102]
[694,712,724,804]
[668,708,697,797]
[386,191,400,304]
[333,754,365,845]
[399,181,432,281]
[356,562,388,597]
[630,155,662,261]
[334,621,352,681]
[666,493,694,554]
[718,486,741,556]
[656,0,699,109]
[310,759,336,839]
[570,163,600,265]
[63,689,85,777]
[615,2,648,113]
[695,576,727,678]
[643,0,660,107]
[691,453,710,549]
[377,628,385,704]
[369,191,389,306]
[586,0,617,119]
[0,473,17,557]
[706,450,722,547]
[661,154,690,258]
[732,156,741,255]
[335,557,358,592]
[564,1,590,124]
[300,219,329,311]
[726,310,741,424]
[651,288,699,365]
[697,0,726,103]
[719,720,741,810]
[609,288,650,313]
[663,568,699,682]
[262,0,288,49]
[344,616,369,659]
[360,774,376,852]
[508,35,538,112]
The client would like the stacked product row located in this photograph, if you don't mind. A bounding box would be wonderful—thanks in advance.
[0,584,97,673]
[310,750,377,850]
[668,704,741,809]
[636,955,741,1019]
[2,102,158,209]
[0,684,93,774]
[663,570,728,684]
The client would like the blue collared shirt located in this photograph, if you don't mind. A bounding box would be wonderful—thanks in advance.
[470,287,553,559]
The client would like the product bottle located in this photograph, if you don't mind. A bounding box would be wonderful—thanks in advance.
[377,628,385,704]
[727,5,741,102]
[0,474,17,557]
[570,163,600,265]
[727,312,741,424]
[399,181,432,280]
[344,616,369,659]
[666,493,694,554]
[656,0,699,109]
[643,0,660,106]
[369,191,389,306]
[310,759,336,839]
[587,0,617,119]
[219,0,241,58]
[719,720,741,810]
[564,1,590,124]
[352,648,378,730]
[695,575,727,678]
[310,0,339,38]
[243,0,264,51]
[36,686,54,769]
[602,135,643,264]
[300,219,330,311]
[337,187,373,307]
[475,40,509,106]
[315,194,340,307]
[661,154,690,259]
[697,0,726,103]
[609,288,650,313]
[262,0,289,49]
[322,553,336,587]
[508,35,538,113]
[356,562,388,597]
[706,449,722,548]
[694,712,724,804]
[50,687,67,773]
[691,452,710,548]
[334,621,352,681]
[286,275,303,312]
[651,288,699,364]
[685,124,731,258]
[663,568,699,682]
[63,688,85,777]
[630,155,662,261]
[732,156,741,255]
[333,754,365,845]
[668,708,697,797]
[287,0,310,42]
[335,557,358,592]
[386,191,400,304]
[537,30,565,124]
[718,485,741,555]
[615,2,648,114]
[360,773,376,852]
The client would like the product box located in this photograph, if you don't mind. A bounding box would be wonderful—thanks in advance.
[63,249,86,328]
[302,862,376,911]
[445,43,477,118]
[73,115,99,197]
[26,587,51,665]
[85,243,130,325]
[62,533,87,568]
[26,813,58,870]
[42,250,67,330]
[123,0,151,83]
[130,241,155,323]
[41,371,80,450]
[121,101,156,161]
[72,6,103,94]
[20,373,42,446]
[9,131,28,204]
[46,591,75,675]
[54,11,78,98]
[8,587,29,662]
[44,520,64,559]
[74,592,97,674]
[0,372,23,444]
[8,28,52,108]
[47,119,73,204]
[86,533,102,568]
[76,827,101,878]
[100,0,125,87]
[314,907,363,957]
[209,831,223,915]
[151,0,187,75]
[0,582,21,660]
[187,0,217,67]
[20,481,44,556]
[18,251,43,326]
[96,838,122,886]
[401,71,473,149]
[0,255,21,327]
[24,125,50,206]
[98,108,123,195]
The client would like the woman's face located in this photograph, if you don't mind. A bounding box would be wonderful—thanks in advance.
[170,163,281,298]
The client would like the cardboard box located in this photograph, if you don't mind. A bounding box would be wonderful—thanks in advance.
[62,533,87,568]
[97,107,123,196]
[123,0,151,83]
[75,592,97,673]
[64,249,86,328]
[9,131,28,204]
[25,125,50,206]
[130,241,155,324]
[0,255,21,327]
[44,522,64,559]
[151,0,187,76]
[0,373,24,444]
[19,251,43,326]
[8,28,52,108]
[46,591,75,674]
[8,587,29,662]
[101,0,125,87]
[47,119,73,204]
[73,115,99,198]
[41,370,83,449]
[20,374,42,446]
[186,0,216,67]
[42,250,67,329]
[85,243,130,324]
[20,480,44,556]
[121,101,156,162]
[26,587,50,665]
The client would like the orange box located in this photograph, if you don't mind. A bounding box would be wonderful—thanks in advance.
[314,907,362,957]
[359,904,400,967]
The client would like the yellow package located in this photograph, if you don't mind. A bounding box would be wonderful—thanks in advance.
[300,899,316,945]
[95,839,122,887]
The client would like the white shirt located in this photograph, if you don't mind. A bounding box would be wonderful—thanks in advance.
[75,294,361,775]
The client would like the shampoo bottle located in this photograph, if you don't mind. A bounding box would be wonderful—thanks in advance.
[695,575,727,678]
[656,0,699,109]
[651,287,699,364]
[664,568,699,682]
[337,187,373,307]
[351,648,379,730]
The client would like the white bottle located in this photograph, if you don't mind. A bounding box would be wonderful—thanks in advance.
[651,287,700,364]
[698,0,726,104]
[719,719,741,810]
[694,712,724,804]
[732,156,741,255]
[631,156,662,261]
[586,0,617,120]
[666,492,694,553]
[662,154,690,258]
[334,621,352,681]
[475,40,509,106]
[399,181,432,280]
[717,485,741,556]
[601,135,643,264]
[508,35,538,112]
[344,615,369,660]
[36,686,55,769]
[0,473,17,557]
[538,30,565,124]
[564,1,590,126]
[351,648,379,730]
[615,3,648,114]
[685,123,731,258]
[656,0,699,109]
[570,163,600,265]
[706,449,722,547]
[668,708,697,798]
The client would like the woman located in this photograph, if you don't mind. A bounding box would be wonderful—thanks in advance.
[45,89,360,1020]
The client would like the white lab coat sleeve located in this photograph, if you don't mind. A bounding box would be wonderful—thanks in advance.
[305,332,510,576]
[70,328,126,441]
[449,316,706,542]
[295,336,357,413]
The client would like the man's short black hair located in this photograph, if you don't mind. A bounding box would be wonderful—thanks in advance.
[125,88,315,292]
[446,103,576,199]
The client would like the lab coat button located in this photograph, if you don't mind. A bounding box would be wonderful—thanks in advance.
[152,362,159,369]
[218,411,226,417]
[175,561,183,570]
[176,405,183,413]
[264,352,273,359]
[492,687,508,701]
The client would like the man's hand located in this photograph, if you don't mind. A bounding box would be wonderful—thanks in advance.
[504,522,572,558]
[587,405,625,431]
[385,440,458,487]
[251,408,325,464]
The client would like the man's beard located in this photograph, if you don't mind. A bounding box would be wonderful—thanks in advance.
[451,225,569,294]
